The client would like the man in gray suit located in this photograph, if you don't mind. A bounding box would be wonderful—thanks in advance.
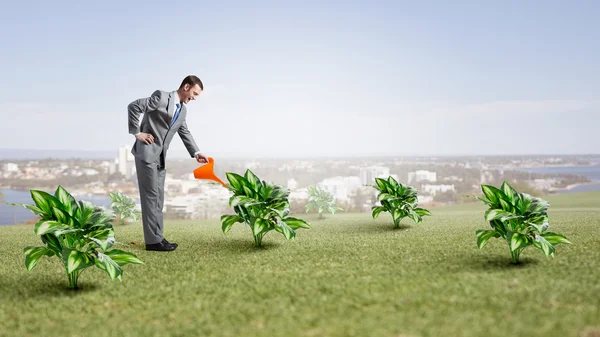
[127,75,208,251]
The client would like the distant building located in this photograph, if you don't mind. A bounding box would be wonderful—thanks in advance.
[318,176,362,201]
[116,146,135,177]
[82,169,99,176]
[418,195,434,203]
[408,170,437,184]
[443,176,463,182]
[360,166,390,185]
[289,188,308,201]
[287,178,298,190]
[421,184,455,196]
[245,160,260,169]
[3,163,19,173]
[480,170,494,184]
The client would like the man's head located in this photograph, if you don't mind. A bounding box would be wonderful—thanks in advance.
[178,75,204,104]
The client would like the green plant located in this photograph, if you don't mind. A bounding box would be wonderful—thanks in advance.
[220,170,311,247]
[305,185,343,219]
[109,191,141,225]
[475,181,571,264]
[370,176,431,228]
[13,186,143,289]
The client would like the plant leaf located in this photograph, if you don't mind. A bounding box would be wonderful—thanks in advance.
[510,232,528,252]
[95,252,123,281]
[225,172,245,193]
[34,220,69,236]
[371,206,386,219]
[54,185,76,215]
[481,185,502,205]
[253,219,269,236]
[62,248,94,274]
[41,234,62,255]
[499,198,514,212]
[516,193,534,215]
[374,178,388,191]
[277,220,296,240]
[23,246,54,271]
[501,181,518,204]
[30,190,56,215]
[475,196,494,207]
[221,215,243,234]
[244,169,262,190]
[104,249,144,266]
[414,208,431,216]
[541,232,571,245]
[282,217,311,230]
[485,209,517,222]
[406,210,421,224]
[534,235,555,257]
[86,229,115,251]
[52,207,73,226]
[475,229,500,249]
[242,185,256,199]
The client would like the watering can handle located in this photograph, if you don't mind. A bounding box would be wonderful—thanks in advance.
[193,157,228,188]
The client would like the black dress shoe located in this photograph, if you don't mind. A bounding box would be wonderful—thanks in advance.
[162,238,178,248]
[146,240,177,252]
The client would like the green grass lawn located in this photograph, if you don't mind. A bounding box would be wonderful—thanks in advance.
[1,192,599,337]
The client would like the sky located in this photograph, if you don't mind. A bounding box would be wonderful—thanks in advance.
[0,0,598,158]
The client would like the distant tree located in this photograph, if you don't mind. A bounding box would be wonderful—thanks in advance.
[109,191,141,225]
[305,186,343,219]
[0,189,5,204]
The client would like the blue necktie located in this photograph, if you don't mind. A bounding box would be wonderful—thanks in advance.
[170,103,181,127]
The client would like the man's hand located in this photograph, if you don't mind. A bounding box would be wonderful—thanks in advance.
[195,152,209,164]
[136,132,155,145]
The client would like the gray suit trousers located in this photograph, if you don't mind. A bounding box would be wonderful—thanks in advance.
[135,155,167,244]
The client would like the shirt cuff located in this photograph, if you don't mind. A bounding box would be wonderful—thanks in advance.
[194,151,201,156]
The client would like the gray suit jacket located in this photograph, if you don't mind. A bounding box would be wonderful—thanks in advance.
[128,90,200,164]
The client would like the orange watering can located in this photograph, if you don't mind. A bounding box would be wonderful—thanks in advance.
[193,157,228,188]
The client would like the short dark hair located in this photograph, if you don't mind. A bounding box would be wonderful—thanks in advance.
[179,75,203,90]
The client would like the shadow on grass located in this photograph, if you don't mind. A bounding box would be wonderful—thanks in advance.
[0,278,102,299]
[460,255,541,271]
[208,237,282,254]
[367,223,413,233]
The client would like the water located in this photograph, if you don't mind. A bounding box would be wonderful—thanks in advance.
[0,189,112,226]
[515,165,600,193]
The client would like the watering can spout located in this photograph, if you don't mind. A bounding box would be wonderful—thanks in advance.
[193,157,228,188]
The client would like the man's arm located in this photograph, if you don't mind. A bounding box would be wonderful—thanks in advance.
[178,120,207,163]
[178,119,201,157]
[128,90,162,135]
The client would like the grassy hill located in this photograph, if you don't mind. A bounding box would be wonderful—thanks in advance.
[1,192,599,337]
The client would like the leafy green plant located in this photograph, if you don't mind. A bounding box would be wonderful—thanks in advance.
[13,186,143,289]
[370,176,431,228]
[305,185,343,219]
[221,169,311,247]
[109,191,141,225]
[475,181,571,264]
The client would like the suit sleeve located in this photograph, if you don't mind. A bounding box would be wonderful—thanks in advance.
[178,119,200,158]
[127,90,162,135]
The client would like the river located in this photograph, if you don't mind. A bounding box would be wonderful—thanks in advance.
[513,165,600,193]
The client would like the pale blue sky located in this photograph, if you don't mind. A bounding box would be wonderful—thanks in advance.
[0,0,598,157]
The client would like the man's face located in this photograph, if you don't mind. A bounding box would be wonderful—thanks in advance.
[181,84,202,104]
